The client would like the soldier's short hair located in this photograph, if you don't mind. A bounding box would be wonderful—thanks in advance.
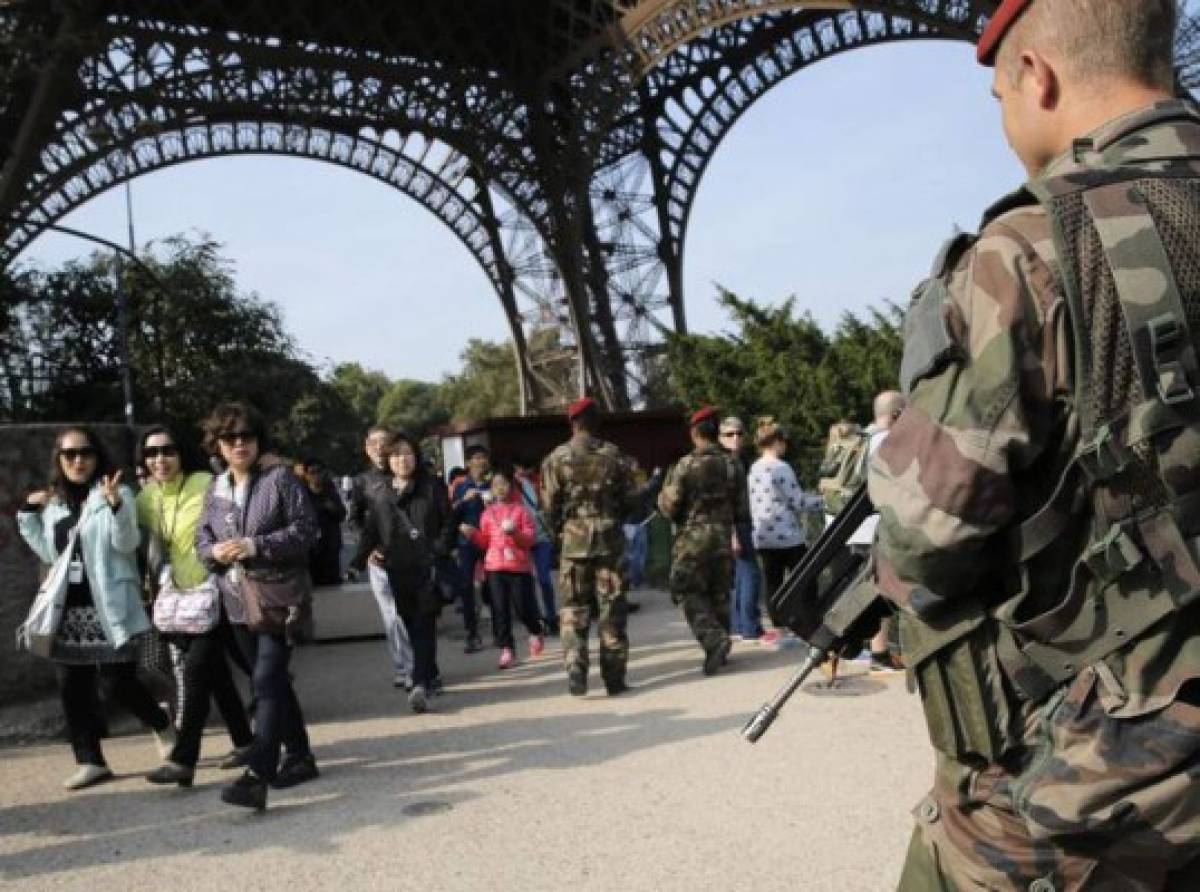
[998,0,1176,91]
[693,416,720,441]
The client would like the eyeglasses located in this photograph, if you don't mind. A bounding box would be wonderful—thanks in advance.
[143,445,180,460]
[720,430,745,438]
[217,430,258,445]
[59,447,97,462]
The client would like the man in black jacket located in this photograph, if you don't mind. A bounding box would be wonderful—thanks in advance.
[346,425,415,689]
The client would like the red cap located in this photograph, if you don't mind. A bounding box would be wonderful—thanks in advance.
[567,397,596,421]
[977,0,1032,66]
[689,406,718,428]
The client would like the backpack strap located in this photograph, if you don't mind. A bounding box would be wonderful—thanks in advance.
[1083,182,1200,410]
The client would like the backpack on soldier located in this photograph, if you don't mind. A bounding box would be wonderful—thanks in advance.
[994,115,1200,703]
[817,422,869,515]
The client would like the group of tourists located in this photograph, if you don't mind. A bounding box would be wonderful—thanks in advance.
[14,0,1200,884]
[16,390,856,810]
[19,404,320,810]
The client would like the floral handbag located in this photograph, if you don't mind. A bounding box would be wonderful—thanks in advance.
[153,570,220,635]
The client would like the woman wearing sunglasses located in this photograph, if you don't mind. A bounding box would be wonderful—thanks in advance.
[16,426,174,790]
[135,425,253,788]
[196,402,319,810]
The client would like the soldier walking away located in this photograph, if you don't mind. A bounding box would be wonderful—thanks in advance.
[659,407,749,676]
[541,397,639,697]
[868,1,1200,888]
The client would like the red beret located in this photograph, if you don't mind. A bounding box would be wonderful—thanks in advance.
[977,0,1032,66]
[567,397,596,421]
[689,406,718,428]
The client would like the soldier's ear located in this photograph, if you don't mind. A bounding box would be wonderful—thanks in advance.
[1026,49,1059,110]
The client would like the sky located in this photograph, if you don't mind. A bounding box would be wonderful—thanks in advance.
[17,40,1026,383]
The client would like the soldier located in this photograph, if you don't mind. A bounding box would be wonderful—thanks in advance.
[658,406,748,675]
[541,397,638,696]
[868,1,1200,888]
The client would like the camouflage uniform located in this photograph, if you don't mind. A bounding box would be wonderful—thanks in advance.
[870,102,1200,891]
[541,433,637,688]
[658,443,749,661]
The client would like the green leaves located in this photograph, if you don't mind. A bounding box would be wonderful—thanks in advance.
[666,288,903,480]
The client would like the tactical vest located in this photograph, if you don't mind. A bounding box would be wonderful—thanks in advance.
[558,439,624,519]
[898,105,1200,765]
[994,132,1200,703]
[676,449,739,526]
[554,437,628,559]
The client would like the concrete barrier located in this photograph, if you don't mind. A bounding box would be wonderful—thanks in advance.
[311,581,385,642]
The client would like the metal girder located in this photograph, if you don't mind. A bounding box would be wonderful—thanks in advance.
[4,0,1198,415]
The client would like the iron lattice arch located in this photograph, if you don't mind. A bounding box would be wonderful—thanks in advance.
[2,1,1197,411]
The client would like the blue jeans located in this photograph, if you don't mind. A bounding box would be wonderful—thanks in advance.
[456,544,481,638]
[530,541,558,626]
[244,632,311,782]
[731,553,764,638]
[623,524,648,589]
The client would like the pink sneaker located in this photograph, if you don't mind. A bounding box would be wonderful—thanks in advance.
[759,629,782,646]
[529,635,545,658]
[499,647,516,669]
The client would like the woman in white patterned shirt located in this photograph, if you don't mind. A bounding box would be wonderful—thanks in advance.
[747,417,823,601]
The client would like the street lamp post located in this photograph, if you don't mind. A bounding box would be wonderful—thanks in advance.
[39,221,163,441]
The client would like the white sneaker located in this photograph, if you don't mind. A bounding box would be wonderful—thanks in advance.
[153,725,177,761]
[64,764,113,790]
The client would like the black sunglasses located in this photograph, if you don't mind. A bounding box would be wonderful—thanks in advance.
[218,430,258,445]
[720,430,745,437]
[144,445,180,459]
[59,447,98,462]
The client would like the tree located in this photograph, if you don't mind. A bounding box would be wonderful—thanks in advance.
[376,378,449,441]
[666,288,902,479]
[0,234,364,470]
[439,338,522,421]
[328,362,391,428]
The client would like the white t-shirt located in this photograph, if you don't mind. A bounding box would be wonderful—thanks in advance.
[748,455,822,550]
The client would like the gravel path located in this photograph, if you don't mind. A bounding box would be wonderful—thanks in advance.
[0,590,931,891]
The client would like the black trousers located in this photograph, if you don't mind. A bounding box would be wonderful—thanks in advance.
[236,629,311,781]
[487,572,543,649]
[168,632,253,767]
[757,544,808,604]
[57,661,170,767]
[231,629,309,768]
[404,612,439,688]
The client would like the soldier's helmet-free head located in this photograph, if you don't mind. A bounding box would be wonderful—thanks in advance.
[981,0,1177,176]
[567,396,599,431]
[689,406,720,443]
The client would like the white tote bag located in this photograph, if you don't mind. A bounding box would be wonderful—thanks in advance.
[16,525,80,659]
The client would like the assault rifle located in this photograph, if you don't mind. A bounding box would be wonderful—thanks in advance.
[742,484,887,743]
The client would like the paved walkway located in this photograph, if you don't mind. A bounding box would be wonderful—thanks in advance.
[0,591,931,891]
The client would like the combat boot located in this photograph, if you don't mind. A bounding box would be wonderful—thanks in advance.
[567,665,587,696]
[604,678,630,696]
[703,638,732,676]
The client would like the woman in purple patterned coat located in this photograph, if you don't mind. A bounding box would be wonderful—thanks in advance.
[196,402,319,810]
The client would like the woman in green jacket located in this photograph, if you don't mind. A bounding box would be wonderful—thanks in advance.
[136,425,252,787]
[17,426,174,790]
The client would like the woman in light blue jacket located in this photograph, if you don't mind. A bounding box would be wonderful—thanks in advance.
[17,426,173,791]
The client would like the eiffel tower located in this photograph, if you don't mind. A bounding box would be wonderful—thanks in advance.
[2,2,1196,411]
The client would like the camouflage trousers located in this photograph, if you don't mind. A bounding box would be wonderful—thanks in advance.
[898,665,1200,891]
[558,556,628,685]
[669,526,733,655]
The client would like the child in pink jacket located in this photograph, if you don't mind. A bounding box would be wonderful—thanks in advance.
[461,471,545,668]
